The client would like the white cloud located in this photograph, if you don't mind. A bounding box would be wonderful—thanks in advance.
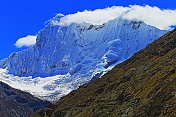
[58,5,176,30]
[15,35,37,48]
[123,5,176,30]
[59,6,129,26]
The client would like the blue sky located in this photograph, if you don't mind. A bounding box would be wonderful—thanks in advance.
[0,0,176,59]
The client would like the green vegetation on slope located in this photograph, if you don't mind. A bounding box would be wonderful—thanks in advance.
[31,29,176,117]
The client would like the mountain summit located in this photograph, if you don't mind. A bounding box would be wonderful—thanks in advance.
[0,16,167,101]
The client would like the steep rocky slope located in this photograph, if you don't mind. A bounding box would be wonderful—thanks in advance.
[31,29,176,117]
[0,81,50,117]
[0,16,167,101]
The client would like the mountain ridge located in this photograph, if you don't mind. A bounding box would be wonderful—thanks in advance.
[0,81,50,117]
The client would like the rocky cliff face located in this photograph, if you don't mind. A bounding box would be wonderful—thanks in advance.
[31,29,176,117]
[0,82,50,117]
[0,16,168,101]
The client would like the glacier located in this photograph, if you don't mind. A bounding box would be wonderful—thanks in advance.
[0,15,168,102]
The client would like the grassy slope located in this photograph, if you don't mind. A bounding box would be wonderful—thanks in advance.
[31,29,176,117]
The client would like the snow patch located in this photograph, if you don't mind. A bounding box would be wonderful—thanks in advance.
[0,69,72,102]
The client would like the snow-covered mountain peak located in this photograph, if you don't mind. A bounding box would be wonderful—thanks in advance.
[0,17,168,102]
